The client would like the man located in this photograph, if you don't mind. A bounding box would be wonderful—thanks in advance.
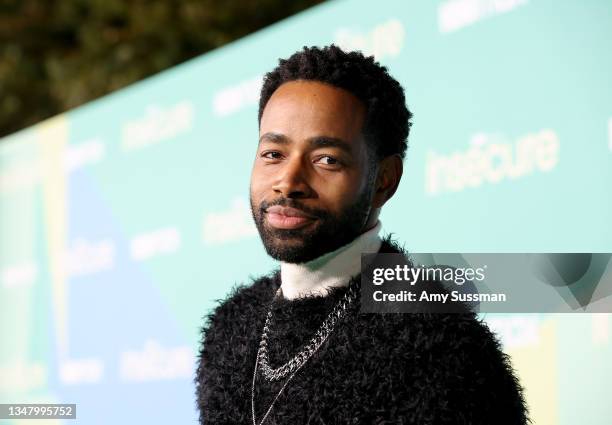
[195,45,528,424]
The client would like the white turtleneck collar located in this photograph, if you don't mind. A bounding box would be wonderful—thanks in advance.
[279,221,383,300]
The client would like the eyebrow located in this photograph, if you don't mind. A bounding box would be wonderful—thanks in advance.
[258,132,353,155]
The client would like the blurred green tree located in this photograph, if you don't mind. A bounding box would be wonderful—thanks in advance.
[0,0,325,138]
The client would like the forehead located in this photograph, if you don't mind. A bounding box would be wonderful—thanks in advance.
[259,80,366,142]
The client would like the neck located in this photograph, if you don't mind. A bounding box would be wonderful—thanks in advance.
[280,221,382,300]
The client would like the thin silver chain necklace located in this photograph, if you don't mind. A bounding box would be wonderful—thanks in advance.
[251,280,359,425]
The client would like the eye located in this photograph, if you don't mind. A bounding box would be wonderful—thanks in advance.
[261,151,283,160]
[315,155,340,166]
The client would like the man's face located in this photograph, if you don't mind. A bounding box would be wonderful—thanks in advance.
[250,80,376,263]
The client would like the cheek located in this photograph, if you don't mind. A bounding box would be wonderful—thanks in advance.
[249,181,265,205]
[250,164,266,196]
[312,173,364,209]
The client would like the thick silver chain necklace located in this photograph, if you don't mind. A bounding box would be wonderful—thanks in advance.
[251,281,359,425]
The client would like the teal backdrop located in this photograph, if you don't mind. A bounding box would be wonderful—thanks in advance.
[1,0,611,424]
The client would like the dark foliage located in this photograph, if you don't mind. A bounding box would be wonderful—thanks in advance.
[0,0,325,138]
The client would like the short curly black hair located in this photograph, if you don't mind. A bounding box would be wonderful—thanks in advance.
[258,44,412,162]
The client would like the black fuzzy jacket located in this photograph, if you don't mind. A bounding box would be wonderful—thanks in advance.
[195,237,529,424]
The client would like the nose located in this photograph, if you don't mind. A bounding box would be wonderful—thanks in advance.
[271,157,312,199]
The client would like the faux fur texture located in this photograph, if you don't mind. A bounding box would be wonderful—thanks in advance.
[195,236,529,424]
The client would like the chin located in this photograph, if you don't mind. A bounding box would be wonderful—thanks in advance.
[261,235,316,263]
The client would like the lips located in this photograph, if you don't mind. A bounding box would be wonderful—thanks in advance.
[265,205,316,229]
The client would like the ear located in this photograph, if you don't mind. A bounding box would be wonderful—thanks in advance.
[372,154,403,209]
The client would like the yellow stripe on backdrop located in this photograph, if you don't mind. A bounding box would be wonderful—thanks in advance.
[506,317,558,425]
[37,116,70,362]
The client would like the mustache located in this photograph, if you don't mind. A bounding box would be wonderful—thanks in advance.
[259,198,327,219]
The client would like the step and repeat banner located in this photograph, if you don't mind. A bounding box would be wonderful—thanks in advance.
[1,0,611,424]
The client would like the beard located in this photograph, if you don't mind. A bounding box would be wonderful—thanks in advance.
[250,185,375,264]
